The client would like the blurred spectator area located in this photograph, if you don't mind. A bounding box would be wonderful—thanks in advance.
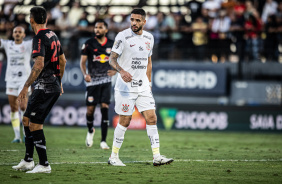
[1,0,282,65]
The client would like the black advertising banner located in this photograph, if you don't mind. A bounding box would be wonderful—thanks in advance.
[152,63,227,95]
[156,104,282,132]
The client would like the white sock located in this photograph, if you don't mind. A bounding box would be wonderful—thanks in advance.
[11,112,20,139]
[111,123,127,158]
[146,124,160,158]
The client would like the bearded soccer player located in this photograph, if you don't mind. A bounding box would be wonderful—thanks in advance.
[108,8,173,166]
[0,26,32,143]
[80,20,116,149]
[13,6,67,173]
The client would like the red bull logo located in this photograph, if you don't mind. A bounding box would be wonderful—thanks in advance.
[93,54,109,63]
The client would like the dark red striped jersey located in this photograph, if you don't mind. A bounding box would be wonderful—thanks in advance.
[81,37,113,86]
[32,28,64,93]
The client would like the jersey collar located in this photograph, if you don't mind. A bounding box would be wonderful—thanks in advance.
[131,29,143,37]
[37,28,48,35]
[95,37,108,46]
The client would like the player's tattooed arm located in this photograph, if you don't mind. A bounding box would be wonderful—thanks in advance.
[24,56,44,87]
[109,51,132,82]
[109,51,122,72]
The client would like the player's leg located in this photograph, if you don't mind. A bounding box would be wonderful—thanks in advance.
[108,91,136,166]
[7,94,21,143]
[25,91,60,173]
[100,103,110,149]
[85,105,96,147]
[18,84,30,142]
[12,116,35,171]
[137,90,173,166]
[100,82,111,149]
[85,85,100,147]
[108,115,131,166]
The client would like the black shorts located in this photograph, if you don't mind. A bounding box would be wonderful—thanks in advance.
[86,82,111,106]
[24,90,60,124]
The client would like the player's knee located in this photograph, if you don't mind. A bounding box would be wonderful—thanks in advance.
[19,105,26,112]
[119,116,132,127]
[29,123,43,132]
[86,106,95,115]
[101,103,109,108]
[22,117,29,127]
[146,115,157,125]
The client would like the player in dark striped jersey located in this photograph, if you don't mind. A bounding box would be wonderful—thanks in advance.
[80,19,116,149]
[13,6,67,173]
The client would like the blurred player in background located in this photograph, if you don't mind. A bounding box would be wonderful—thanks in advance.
[0,26,32,143]
[108,8,173,166]
[80,19,116,149]
[13,6,67,173]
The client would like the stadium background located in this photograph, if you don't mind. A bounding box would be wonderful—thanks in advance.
[0,0,281,132]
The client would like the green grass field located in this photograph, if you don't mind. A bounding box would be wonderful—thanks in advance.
[0,125,281,184]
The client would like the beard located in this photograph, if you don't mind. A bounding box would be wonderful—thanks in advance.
[96,34,104,38]
[131,25,142,33]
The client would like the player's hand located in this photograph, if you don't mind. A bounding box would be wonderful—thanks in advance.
[84,74,91,82]
[107,70,117,77]
[120,70,132,82]
[17,86,28,104]
[60,83,64,96]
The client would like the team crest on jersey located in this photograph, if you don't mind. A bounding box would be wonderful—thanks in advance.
[145,42,150,50]
[88,96,94,103]
[122,104,130,112]
[106,48,111,54]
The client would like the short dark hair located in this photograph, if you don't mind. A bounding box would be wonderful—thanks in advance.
[131,8,146,19]
[30,6,47,24]
[95,19,108,29]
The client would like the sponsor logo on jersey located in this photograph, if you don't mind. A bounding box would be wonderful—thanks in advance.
[106,48,111,54]
[114,40,122,49]
[88,96,94,103]
[145,42,150,50]
[131,60,147,70]
[31,112,36,116]
[131,80,143,87]
[130,44,136,47]
[81,44,85,50]
[122,104,130,112]
[139,46,143,51]
[93,54,109,63]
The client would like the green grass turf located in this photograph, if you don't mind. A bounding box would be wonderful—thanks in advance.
[0,125,281,184]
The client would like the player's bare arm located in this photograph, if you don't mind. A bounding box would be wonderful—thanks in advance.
[80,55,91,82]
[18,56,44,102]
[59,54,67,95]
[107,70,117,77]
[147,56,152,84]
[109,51,132,82]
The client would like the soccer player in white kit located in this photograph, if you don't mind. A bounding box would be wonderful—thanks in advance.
[108,8,173,166]
[0,26,32,143]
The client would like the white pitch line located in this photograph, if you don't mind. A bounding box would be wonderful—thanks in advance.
[1,159,282,166]
[0,150,20,152]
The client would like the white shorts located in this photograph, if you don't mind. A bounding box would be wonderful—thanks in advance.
[6,81,31,96]
[114,90,156,115]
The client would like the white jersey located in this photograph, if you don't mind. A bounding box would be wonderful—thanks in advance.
[111,28,154,93]
[0,39,32,82]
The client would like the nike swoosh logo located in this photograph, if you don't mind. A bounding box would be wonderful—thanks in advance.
[130,44,135,47]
